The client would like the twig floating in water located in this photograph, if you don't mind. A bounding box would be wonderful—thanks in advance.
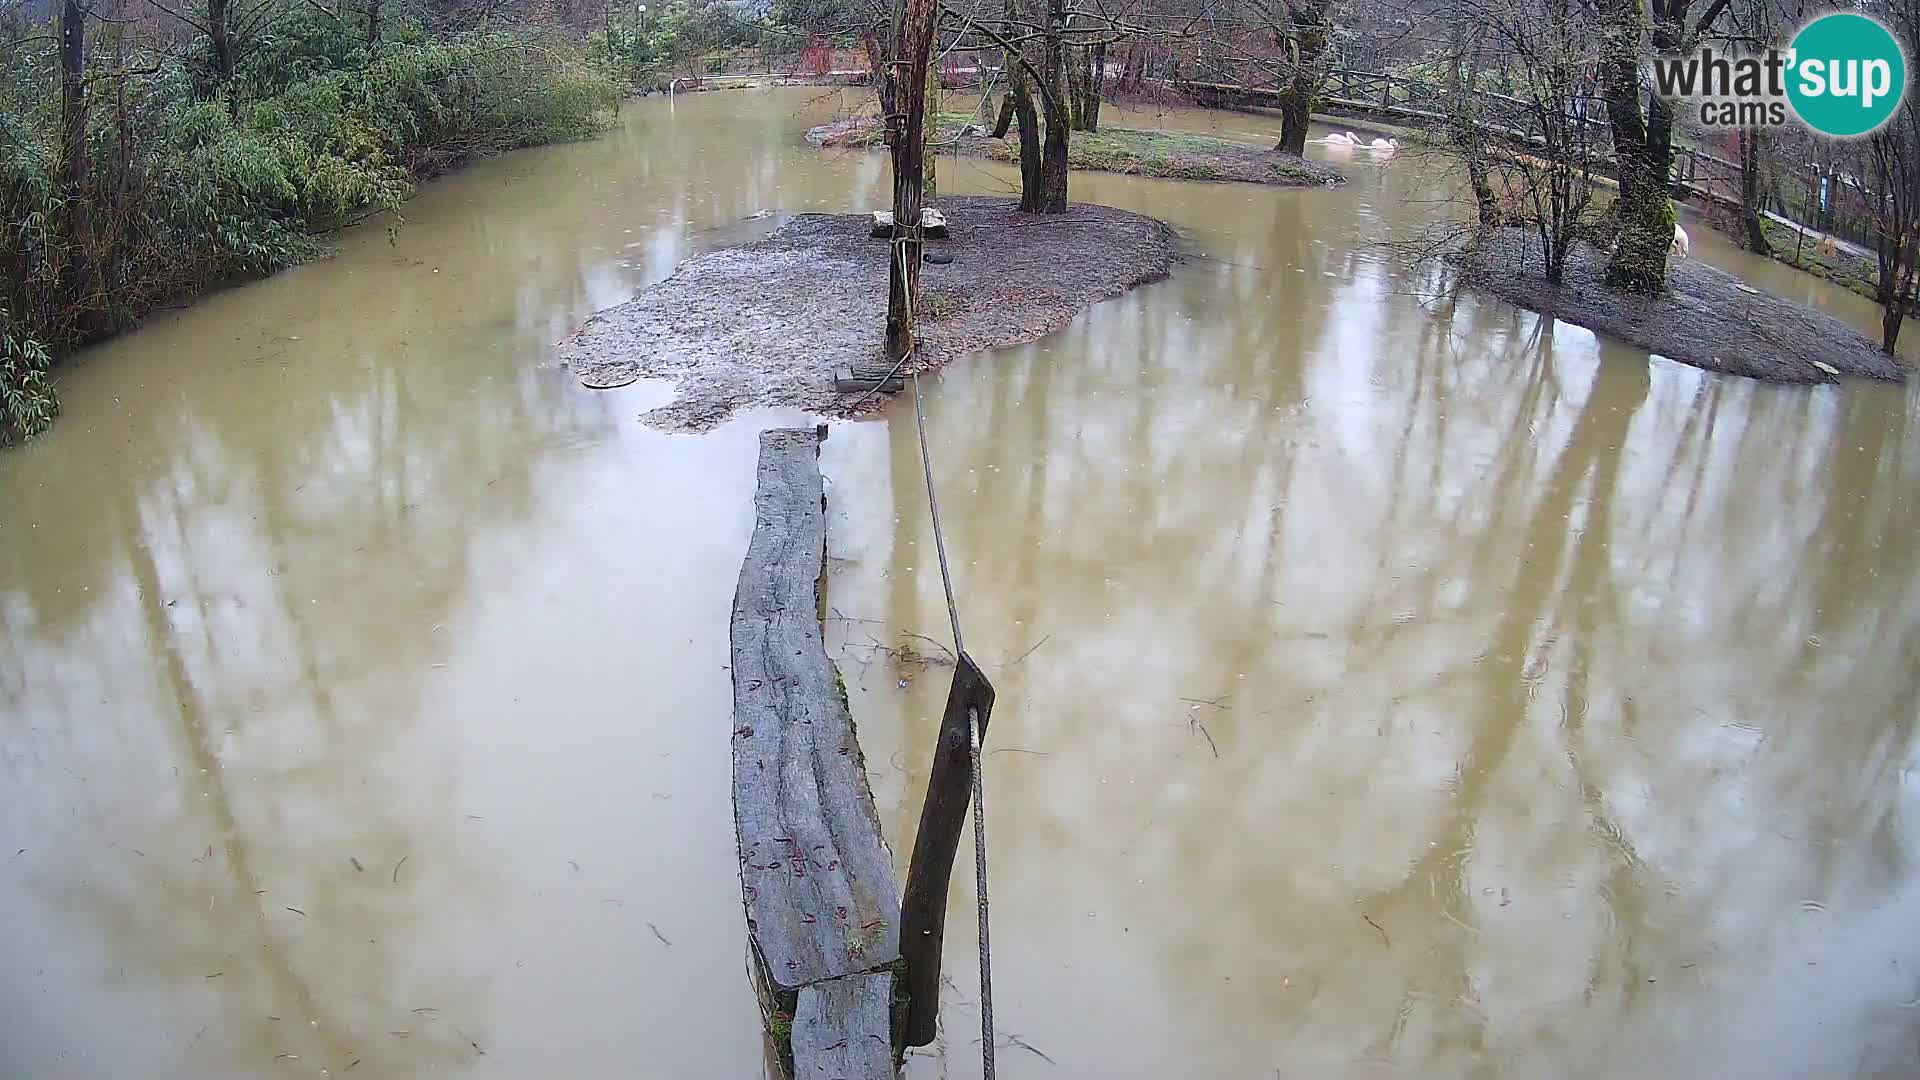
[1363,913,1390,947]
[1189,718,1219,758]
[1005,634,1051,667]
[350,857,363,872]
[1006,1035,1056,1064]
[647,922,673,946]
[285,907,307,917]
[392,856,407,885]
[900,631,958,664]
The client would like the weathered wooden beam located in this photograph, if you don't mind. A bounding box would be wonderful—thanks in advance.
[898,653,996,1047]
[791,972,897,1078]
[730,427,900,1078]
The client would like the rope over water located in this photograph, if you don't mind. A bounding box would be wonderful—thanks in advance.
[890,233,997,1079]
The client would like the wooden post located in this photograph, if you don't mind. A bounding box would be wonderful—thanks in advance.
[884,0,937,362]
[898,654,996,1046]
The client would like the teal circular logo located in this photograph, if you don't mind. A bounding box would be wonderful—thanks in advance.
[1787,13,1908,137]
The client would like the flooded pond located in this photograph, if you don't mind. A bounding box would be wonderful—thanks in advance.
[3,88,1917,1079]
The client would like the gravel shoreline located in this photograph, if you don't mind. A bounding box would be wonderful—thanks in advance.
[1454,228,1907,384]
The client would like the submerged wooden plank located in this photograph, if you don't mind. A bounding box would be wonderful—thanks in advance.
[791,972,895,1079]
[731,427,902,994]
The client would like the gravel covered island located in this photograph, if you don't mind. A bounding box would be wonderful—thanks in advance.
[1455,228,1909,384]
[559,196,1177,430]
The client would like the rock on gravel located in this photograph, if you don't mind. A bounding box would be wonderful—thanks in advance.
[557,196,1177,430]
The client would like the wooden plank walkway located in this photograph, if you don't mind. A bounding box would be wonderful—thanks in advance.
[731,426,900,1078]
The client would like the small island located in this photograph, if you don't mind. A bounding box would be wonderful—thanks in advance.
[559,196,1176,430]
[1455,229,1908,384]
[807,113,1344,187]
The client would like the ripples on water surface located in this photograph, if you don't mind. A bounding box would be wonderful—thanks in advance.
[2,88,1916,1079]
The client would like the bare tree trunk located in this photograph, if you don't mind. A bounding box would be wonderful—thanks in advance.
[1274,0,1330,156]
[924,61,938,199]
[1870,130,1917,355]
[1599,0,1671,295]
[1034,0,1069,213]
[1082,41,1103,131]
[1008,46,1043,209]
[883,0,936,361]
[1876,234,1913,353]
[1066,44,1102,130]
[58,0,90,323]
[991,91,1014,137]
[1883,279,1908,354]
[1064,45,1085,129]
[862,25,893,116]
[1445,49,1497,238]
[1116,38,1144,93]
[209,0,234,84]
[1737,127,1770,255]
[368,0,383,45]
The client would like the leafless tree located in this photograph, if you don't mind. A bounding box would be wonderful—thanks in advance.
[1865,0,1920,353]
[148,0,289,85]
[1421,0,1604,283]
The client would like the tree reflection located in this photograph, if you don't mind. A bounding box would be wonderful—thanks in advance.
[849,186,1920,1077]
[0,285,619,1075]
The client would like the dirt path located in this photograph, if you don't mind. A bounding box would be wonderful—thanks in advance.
[558,196,1176,430]
[1454,229,1908,384]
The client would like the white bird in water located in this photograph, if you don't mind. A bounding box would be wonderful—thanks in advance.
[1671,223,1690,259]
[1369,136,1399,152]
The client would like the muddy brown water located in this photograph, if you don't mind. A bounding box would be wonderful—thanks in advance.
[3,88,1917,1079]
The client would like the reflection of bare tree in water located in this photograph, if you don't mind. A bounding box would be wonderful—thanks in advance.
[2,346,617,1075]
[878,264,1920,1074]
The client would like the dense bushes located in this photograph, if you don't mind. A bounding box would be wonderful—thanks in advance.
[0,8,618,445]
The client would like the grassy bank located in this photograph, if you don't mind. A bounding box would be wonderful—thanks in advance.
[1,9,619,446]
[1757,219,1882,301]
[809,111,1340,186]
